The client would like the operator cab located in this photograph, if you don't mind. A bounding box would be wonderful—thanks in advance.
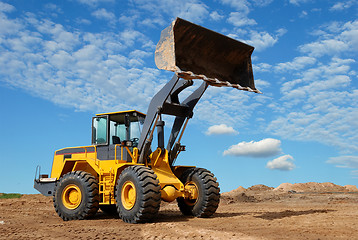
[92,110,145,160]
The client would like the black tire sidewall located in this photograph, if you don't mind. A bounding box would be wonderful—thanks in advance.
[188,172,205,216]
[55,173,90,219]
[178,168,219,217]
[116,168,143,220]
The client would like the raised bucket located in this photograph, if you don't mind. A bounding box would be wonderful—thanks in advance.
[155,18,260,93]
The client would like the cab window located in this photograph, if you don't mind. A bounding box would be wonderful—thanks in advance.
[92,117,108,145]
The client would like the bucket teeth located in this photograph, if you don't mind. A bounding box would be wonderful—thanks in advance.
[155,18,260,93]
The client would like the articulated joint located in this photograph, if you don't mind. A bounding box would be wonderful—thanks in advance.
[161,185,180,202]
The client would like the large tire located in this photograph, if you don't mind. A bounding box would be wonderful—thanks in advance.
[177,168,220,217]
[53,171,99,221]
[115,166,161,223]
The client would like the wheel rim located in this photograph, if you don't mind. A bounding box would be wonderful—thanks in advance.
[121,181,136,210]
[184,181,199,206]
[62,184,82,209]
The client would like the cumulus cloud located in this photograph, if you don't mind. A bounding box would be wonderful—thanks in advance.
[206,124,238,135]
[0,2,16,12]
[289,0,310,5]
[228,29,281,52]
[130,0,210,24]
[330,1,357,11]
[327,156,358,169]
[299,39,349,57]
[228,12,257,27]
[299,20,358,57]
[221,0,258,27]
[223,138,282,157]
[0,10,163,113]
[221,0,250,13]
[244,30,281,51]
[265,17,358,155]
[266,155,296,171]
[252,0,274,7]
[76,0,115,7]
[275,56,317,72]
[91,8,116,22]
[210,11,224,21]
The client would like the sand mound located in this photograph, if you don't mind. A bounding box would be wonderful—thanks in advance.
[221,186,246,198]
[274,182,351,192]
[344,185,358,191]
[247,184,273,191]
[221,182,358,204]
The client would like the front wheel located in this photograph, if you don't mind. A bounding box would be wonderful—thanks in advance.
[115,166,161,223]
[177,168,220,217]
[53,171,99,221]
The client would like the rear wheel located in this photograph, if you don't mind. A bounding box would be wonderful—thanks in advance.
[116,166,161,223]
[177,168,220,217]
[53,171,99,221]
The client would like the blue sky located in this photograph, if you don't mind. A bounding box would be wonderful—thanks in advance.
[0,0,357,194]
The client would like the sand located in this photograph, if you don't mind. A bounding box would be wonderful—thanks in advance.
[1,182,357,239]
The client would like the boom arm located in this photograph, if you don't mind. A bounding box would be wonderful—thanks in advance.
[137,74,207,164]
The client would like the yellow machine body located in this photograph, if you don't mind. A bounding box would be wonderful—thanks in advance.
[50,110,193,205]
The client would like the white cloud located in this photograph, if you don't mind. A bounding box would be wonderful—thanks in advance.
[327,156,358,169]
[195,86,266,127]
[254,79,270,89]
[279,58,354,98]
[289,0,310,5]
[0,11,163,113]
[267,89,358,153]
[275,56,317,72]
[0,10,23,35]
[210,11,224,21]
[252,0,274,7]
[299,20,358,57]
[276,28,288,37]
[266,155,296,171]
[244,31,277,51]
[130,0,210,24]
[206,124,238,135]
[228,12,257,27]
[91,8,116,22]
[223,138,282,157]
[299,39,349,57]
[0,2,15,12]
[330,1,357,11]
[221,0,250,13]
[76,0,115,7]
[178,3,209,23]
[254,63,272,72]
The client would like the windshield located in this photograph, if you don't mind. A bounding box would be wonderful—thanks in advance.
[109,116,144,145]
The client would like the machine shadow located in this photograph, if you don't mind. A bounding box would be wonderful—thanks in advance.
[93,210,246,223]
[254,209,336,220]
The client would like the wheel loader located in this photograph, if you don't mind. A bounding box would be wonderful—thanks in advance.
[34,18,259,223]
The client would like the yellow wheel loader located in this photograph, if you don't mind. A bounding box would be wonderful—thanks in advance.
[34,18,259,223]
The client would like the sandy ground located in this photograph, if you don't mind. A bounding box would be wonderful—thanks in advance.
[1,184,357,240]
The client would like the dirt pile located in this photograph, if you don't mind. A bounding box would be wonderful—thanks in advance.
[344,185,358,191]
[221,182,358,204]
[221,186,246,198]
[247,184,274,191]
[274,182,356,192]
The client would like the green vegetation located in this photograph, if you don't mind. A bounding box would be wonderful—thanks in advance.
[0,193,22,199]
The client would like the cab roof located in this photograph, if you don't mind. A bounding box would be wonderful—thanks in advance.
[96,110,146,124]
[96,110,146,117]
